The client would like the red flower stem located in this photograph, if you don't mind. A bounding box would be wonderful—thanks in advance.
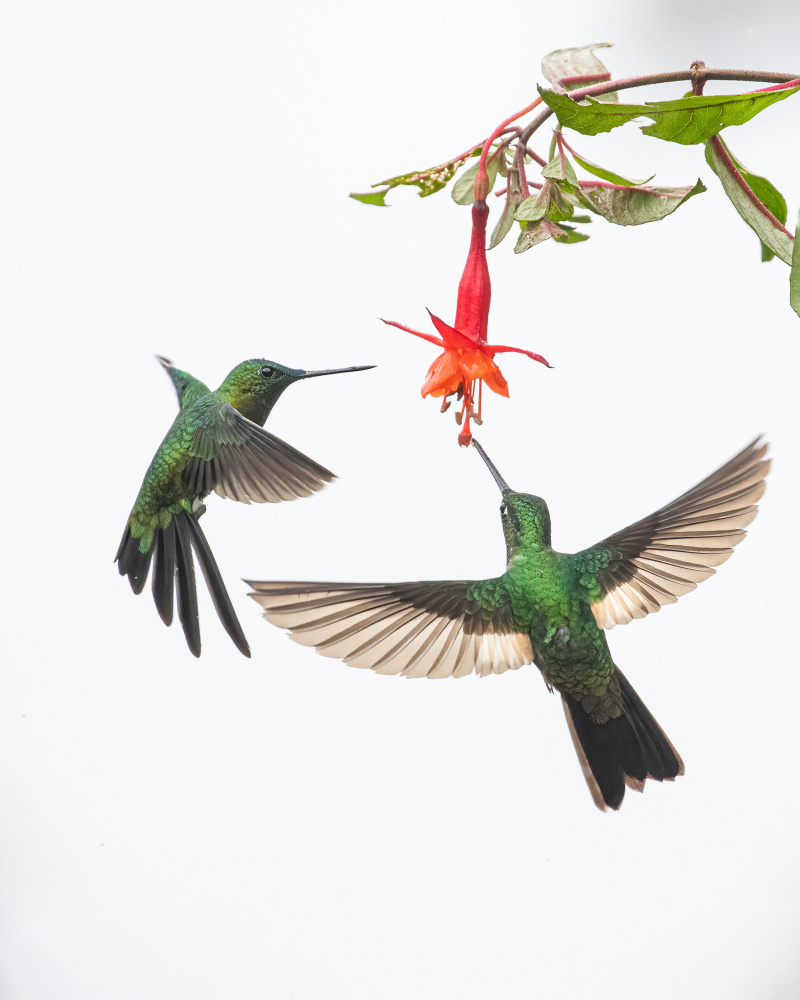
[558,72,611,87]
[518,67,800,145]
[494,181,543,197]
[707,134,794,238]
[475,96,543,201]
[556,131,567,173]
[557,135,583,159]
[401,128,522,192]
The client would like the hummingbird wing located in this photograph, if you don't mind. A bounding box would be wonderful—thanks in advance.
[573,438,769,629]
[182,403,334,504]
[157,356,209,409]
[246,579,533,678]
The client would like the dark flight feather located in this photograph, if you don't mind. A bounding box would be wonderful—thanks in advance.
[183,405,334,504]
[151,519,176,626]
[184,514,250,657]
[562,668,684,811]
[174,514,201,658]
[116,529,154,596]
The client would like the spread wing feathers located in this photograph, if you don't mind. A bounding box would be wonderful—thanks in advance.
[575,438,769,629]
[182,404,334,504]
[116,511,250,658]
[247,580,533,679]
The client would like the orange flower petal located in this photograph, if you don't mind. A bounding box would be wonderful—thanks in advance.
[421,350,462,398]
[480,357,509,397]
[458,348,497,381]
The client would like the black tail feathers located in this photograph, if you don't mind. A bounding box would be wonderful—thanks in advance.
[115,511,251,658]
[562,668,684,811]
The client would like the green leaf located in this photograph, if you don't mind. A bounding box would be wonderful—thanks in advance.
[515,190,548,222]
[488,189,518,249]
[373,149,483,201]
[378,164,460,199]
[539,83,800,144]
[704,136,793,264]
[569,148,653,187]
[704,140,787,261]
[552,224,590,244]
[791,212,800,318]
[451,157,500,205]
[577,178,705,226]
[514,217,588,252]
[548,183,575,222]
[539,87,657,135]
[514,217,563,252]
[349,190,389,207]
[542,152,578,186]
[541,43,618,103]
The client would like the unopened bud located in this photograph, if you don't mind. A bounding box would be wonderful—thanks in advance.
[473,169,490,203]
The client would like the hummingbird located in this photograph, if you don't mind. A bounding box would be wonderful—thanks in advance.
[116,355,374,658]
[247,437,768,810]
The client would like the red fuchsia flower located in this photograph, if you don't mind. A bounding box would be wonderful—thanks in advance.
[382,200,550,446]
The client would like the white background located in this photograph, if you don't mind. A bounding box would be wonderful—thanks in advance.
[3,2,799,997]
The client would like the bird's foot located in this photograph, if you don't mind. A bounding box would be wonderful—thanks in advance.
[552,626,577,652]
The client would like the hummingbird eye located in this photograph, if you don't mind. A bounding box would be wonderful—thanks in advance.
[499,502,507,516]
[258,366,274,378]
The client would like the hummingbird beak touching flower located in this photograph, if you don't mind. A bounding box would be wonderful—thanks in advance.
[382,200,551,446]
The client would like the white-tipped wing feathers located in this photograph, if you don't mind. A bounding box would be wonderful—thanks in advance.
[577,438,769,629]
[247,581,533,679]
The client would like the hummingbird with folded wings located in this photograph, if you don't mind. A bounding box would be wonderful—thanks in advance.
[116,355,373,657]
[248,438,768,810]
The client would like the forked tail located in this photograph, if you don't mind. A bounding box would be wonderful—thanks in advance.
[115,509,250,658]
[562,668,684,811]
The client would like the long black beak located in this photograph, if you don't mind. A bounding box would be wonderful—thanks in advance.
[300,365,375,378]
[472,438,511,493]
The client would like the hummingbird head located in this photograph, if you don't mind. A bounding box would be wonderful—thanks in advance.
[472,438,552,557]
[219,359,375,425]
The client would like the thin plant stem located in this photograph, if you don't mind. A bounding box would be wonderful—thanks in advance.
[518,68,800,145]
[475,97,543,200]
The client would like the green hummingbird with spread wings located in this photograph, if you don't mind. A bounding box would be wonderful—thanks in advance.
[248,438,768,810]
[116,355,373,658]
